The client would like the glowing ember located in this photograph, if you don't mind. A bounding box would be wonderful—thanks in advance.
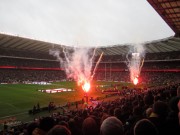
[133,77,138,85]
[82,82,90,92]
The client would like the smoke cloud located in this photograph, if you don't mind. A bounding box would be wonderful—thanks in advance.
[49,47,103,86]
[126,44,145,84]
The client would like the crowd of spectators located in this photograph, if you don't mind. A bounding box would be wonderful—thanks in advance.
[0,50,180,69]
[0,58,59,68]
[0,53,179,69]
[97,61,180,70]
[1,52,179,84]
[94,71,180,84]
[0,68,179,84]
[142,61,180,69]
[1,83,180,135]
[99,51,180,62]
[0,49,180,135]
[0,69,66,83]
[145,51,180,60]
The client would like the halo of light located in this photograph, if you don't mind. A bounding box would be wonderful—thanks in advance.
[133,77,138,85]
[82,82,90,92]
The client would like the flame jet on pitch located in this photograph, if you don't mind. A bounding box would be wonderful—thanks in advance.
[126,45,145,85]
[49,47,103,91]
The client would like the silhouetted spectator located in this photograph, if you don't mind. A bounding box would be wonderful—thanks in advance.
[33,105,36,115]
[37,103,40,112]
[149,101,169,135]
[134,119,158,135]
[26,122,38,135]
[33,117,55,135]
[143,92,154,109]
[145,107,153,118]
[47,125,71,135]
[75,101,78,109]
[178,100,180,125]
[68,118,82,135]
[114,108,121,120]
[58,121,69,129]
[166,96,180,135]
[82,117,98,135]
[100,116,124,135]
[177,86,180,97]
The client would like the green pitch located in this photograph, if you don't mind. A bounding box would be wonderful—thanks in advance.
[0,81,145,125]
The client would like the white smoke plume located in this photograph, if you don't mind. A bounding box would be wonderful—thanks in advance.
[49,49,64,68]
[49,47,103,86]
[126,44,145,84]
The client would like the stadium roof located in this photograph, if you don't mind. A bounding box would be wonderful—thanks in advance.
[147,0,180,37]
[0,0,180,56]
[0,33,180,56]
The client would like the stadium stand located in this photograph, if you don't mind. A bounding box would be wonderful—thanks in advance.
[0,38,179,135]
[1,82,179,135]
[0,0,180,134]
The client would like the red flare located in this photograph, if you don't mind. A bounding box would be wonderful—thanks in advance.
[133,77,138,85]
[82,82,90,92]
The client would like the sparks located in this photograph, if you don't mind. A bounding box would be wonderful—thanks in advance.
[50,47,102,94]
[91,52,103,80]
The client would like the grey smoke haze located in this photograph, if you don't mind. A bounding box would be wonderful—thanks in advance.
[0,0,174,47]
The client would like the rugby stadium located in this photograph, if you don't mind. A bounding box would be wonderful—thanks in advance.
[0,0,180,135]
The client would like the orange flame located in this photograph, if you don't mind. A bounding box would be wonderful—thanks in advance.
[82,82,90,92]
